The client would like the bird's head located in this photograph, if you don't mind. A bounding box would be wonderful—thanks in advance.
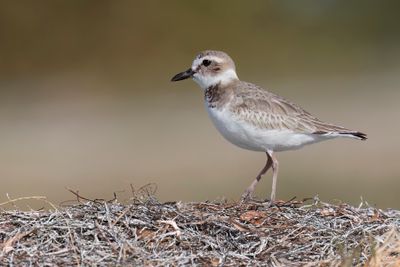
[171,50,239,90]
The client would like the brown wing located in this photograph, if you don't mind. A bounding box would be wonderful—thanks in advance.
[230,81,353,134]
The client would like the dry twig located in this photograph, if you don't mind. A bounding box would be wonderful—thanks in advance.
[0,195,399,266]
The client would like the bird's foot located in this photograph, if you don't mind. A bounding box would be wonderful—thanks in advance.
[265,199,275,208]
[240,189,254,203]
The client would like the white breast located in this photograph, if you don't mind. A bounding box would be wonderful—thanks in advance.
[206,105,322,152]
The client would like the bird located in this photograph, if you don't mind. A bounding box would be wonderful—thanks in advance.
[171,50,366,203]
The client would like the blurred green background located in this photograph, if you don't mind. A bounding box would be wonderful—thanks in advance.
[1,1,399,208]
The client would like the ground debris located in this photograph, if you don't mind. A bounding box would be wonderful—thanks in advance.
[0,197,399,266]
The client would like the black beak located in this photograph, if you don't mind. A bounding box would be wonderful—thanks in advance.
[171,68,194,82]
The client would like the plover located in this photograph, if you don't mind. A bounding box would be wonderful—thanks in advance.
[171,50,366,202]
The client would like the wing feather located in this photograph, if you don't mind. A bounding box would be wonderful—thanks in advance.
[230,81,352,134]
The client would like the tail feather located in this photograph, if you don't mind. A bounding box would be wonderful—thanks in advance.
[342,131,367,140]
[313,130,367,140]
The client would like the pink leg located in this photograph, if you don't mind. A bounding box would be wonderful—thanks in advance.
[269,150,279,202]
[241,152,273,201]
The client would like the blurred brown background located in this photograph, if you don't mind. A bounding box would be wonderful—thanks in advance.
[0,1,399,209]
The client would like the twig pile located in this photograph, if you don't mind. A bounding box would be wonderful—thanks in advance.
[0,190,399,266]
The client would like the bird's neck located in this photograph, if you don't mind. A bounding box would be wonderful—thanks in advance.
[204,81,236,109]
[205,83,222,108]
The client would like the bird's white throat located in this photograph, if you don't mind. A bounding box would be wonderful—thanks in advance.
[192,69,238,90]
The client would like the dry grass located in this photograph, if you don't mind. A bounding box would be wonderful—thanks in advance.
[0,185,399,266]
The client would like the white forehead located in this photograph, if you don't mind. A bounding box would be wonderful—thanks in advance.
[191,55,224,69]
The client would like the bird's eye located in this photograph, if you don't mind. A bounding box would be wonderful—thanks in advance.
[202,59,211,67]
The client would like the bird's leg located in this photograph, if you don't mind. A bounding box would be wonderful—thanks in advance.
[269,150,279,204]
[241,152,272,202]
